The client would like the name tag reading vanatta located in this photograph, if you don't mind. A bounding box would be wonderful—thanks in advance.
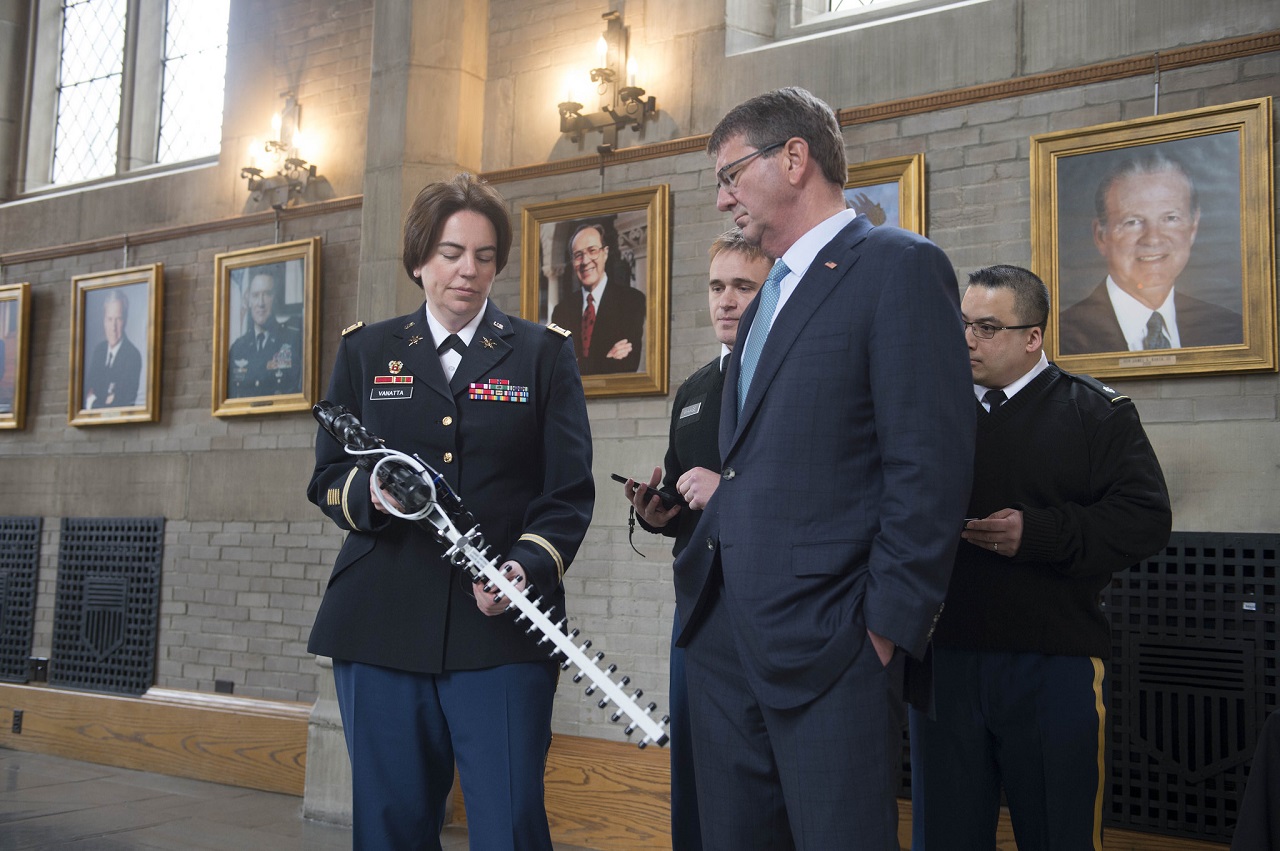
[371,386,412,400]
[679,402,702,419]
[371,373,413,400]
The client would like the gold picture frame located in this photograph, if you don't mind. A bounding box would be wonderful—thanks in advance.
[521,185,670,398]
[0,282,32,430]
[844,153,927,235]
[69,264,164,426]
[212,237,321,416]
[1032,97,1275,379]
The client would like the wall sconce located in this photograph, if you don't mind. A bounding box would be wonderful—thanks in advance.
[240,93,330,212]
[557,11,657,154]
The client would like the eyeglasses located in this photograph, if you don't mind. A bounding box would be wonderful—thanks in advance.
[716,141,786,192]
[962,319,1046,340]
[571,245,604,263]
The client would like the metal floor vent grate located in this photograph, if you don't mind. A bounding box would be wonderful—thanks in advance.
[50,517,164,695]
[1103,531,1278,841]
[0,517,41,683]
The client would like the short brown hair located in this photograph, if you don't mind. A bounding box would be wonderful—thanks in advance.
[708,227,771,263]
[402,174,513,285]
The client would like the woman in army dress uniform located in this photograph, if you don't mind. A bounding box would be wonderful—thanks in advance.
[307,174,594,850]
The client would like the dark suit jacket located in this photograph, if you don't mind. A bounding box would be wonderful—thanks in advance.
[550,280,645,374]
[84,337,142,408]
[1058,280,1243,355]
[673,217,975,710]
[306,301,595,673]
[639,356,724,556]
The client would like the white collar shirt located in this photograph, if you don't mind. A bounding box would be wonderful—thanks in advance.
[580,274,609,312]
[1105,277,1181,350]
[425,302,486,381]
[973,352,1049,411]
[743,209,860,351]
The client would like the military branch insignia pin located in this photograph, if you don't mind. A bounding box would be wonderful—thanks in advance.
[388,361,403,374]
[482,336,496,349]
[408,335,424,347]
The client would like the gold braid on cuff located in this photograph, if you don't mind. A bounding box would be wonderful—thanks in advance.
[518,533,565,580]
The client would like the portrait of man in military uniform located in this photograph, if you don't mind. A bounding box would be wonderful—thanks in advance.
[227,262,303,398]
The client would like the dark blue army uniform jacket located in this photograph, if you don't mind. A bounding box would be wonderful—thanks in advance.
[306,301,594,673]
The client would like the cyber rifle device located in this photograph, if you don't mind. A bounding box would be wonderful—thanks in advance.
[313,401,669,748]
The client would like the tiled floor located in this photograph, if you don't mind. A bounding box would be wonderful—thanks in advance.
[0,749,595,850]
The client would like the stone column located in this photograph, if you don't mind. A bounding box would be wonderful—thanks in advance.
[304,0,489,824]
[356,0,491,322]
[0,0,31,201]
[302,656,351,825]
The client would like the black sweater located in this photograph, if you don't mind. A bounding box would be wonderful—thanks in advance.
[932,365,1172,659]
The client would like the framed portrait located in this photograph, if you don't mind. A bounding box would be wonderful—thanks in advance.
[844,153,927,235]
[1032,97,1275,379]
[521,185,670,398]
[69,264,164,426]
[0,282,32,430]
[212,237,321,416]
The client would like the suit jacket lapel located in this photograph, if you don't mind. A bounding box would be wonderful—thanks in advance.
[449,302,515,395]
[728,217,872,452]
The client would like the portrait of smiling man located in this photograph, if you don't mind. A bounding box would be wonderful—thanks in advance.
[549,221,646,375]
[83,289,143,410]
[1057,148,1243,355]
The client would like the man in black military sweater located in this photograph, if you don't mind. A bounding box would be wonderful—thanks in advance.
[624,228,771,850]
[910,264,1172,850]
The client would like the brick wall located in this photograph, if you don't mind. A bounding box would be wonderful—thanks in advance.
[1,206,361,704]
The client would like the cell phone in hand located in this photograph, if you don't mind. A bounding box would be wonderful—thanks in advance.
[610,473,687,509]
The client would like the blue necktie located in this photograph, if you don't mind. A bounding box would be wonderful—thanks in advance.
[737,259,789,415]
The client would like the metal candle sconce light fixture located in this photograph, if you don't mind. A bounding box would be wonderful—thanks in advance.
[239,93,329,212]
[557,11,657,154]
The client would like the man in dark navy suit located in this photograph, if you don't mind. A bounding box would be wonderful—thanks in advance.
[625,228,771,851]
[549,223,646,374]
[83,290,142,409]
[674,87,975,849]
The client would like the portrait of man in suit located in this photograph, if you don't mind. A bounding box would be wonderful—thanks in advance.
[549,222,645,375]
[83,289,143,410]
[1058,148,1243,355]
[227,263,303,398]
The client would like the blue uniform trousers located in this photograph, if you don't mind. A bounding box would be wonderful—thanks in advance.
[909,648,1107,851]
[333,659,558,851]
